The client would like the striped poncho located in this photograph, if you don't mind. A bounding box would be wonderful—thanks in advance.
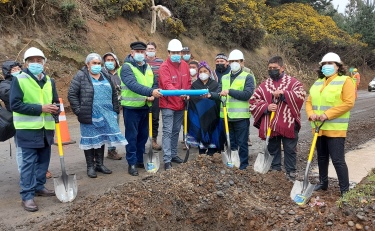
[249,74,306,139]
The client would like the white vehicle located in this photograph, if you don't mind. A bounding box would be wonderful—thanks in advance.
[368,77,375,92]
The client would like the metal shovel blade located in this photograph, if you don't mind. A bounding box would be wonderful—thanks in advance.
[143,149,160,173]
[54,174,77,203]
[221,149,240,168]
[254,151,274,174]
[290,180,315,205]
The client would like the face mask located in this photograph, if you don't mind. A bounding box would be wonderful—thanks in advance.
[182,54,191,61]
[146,51,155,58]
[216,64,225,72]
[11,71,21,77]
[199,73,209,81]
[28,63,44,76]
[230,62,241,72]
[134,53,145,62]
[90,65,102,75]
[268,69,280,80]
[105,61,115,71]
[189,68,197,77]
[170,54,181,63]
[322,64,336,77]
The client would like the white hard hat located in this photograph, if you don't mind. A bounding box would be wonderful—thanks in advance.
[319,52,342,65]
[24,47,47,63]
[228,49,244,61]
[167,39,183,52]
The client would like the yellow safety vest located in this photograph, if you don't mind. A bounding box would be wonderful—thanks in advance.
[13,73,55,130]
[119,62,154,107]
[220,71,250,119]
[309,75,351,131]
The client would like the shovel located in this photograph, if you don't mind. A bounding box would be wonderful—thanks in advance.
[53,115,77,203]
[254,111,275,174]
[143,106,160,173]
[183,97,190,163]
[290,121,325,205]
[221,96,241,168]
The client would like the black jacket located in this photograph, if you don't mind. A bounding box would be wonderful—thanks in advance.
[68,66,119,124]
[0,60,22,111]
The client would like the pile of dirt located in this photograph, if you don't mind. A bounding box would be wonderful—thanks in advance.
[41,153,375,230]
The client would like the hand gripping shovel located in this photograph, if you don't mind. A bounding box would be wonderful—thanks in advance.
[254,111,275,174]
[183,97,190,163]
[290,121,325,205]
[143,106,160,173]
[221,96,241,168]
[53,114,77,203]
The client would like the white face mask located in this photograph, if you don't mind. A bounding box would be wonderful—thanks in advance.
[199,73,209,81]
[189,68,197,77]
[230,62,241,72]
[146,51,155,58]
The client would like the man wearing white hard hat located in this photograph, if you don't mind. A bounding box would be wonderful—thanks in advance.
[208,49,255,170]
[10,47,60,212]
[306,52,355,197]
[159,39,191,170]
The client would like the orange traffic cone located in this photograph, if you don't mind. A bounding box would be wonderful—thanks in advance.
[54,98,76,145]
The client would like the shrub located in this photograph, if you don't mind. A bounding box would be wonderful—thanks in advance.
[162,17,186,37]
[90,0,149,20]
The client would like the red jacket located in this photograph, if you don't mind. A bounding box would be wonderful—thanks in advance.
[159,58,191,110]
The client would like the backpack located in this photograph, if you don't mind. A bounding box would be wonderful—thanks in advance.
[0,99,15,142]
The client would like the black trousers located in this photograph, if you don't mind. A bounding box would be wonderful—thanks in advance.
[316,136,349,192]
[151,97,160,140]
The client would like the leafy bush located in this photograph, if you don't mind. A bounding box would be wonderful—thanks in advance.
[162,17,186,37]
[90,0,149,20]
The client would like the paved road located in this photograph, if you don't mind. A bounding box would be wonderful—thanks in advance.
[0,90,373,230]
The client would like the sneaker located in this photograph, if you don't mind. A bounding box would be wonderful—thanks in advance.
[286,172,296,182]
[107,149,122,160]
[152,139,162,151]
[171,156,183,164]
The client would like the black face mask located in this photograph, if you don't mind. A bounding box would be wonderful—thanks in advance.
[268,69,280,80]
[216,64,226,72]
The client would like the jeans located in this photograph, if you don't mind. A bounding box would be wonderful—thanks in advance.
[152,98,160,140]
[14,136,23,173]
[161,108,184,163]
[316,136,349,192]
[20,146,51,200]
[108,113,120,151]
[268,127,298,174]
[228,119,249,170]
[123,108,149,165]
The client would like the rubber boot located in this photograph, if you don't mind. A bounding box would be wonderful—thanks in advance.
[95,146,112,174]
[84,149,97,178]
[314,175,328,191]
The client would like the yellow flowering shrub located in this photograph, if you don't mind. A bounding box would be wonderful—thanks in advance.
[90,0,149,19]
[162,17,186,37]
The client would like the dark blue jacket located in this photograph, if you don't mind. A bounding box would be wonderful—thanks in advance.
[215,65,231,84]
[210,68,255,122]
[10,69,59,148]
[120,54,158,110]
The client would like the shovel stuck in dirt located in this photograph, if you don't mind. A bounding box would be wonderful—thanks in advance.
[54,117,77,203]
[253,111,275,174]
[290,121,325,205]
[143,107,160,173]
[221,96,240,168]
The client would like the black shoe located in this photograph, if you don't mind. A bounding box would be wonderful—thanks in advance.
[136,163,144,168]
[286,172,296,182]
[341,190,348,197]
[128,165,139,176]
[164,162,172,170]
[22,199,38,212]
[314,182,328,191]
[171,156,183,164]
[35,188,55,197]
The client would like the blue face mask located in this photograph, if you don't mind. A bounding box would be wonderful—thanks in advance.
[90,65,102,75]
[146,51,155,58]
[28,63,44,76]
[171,54,181,63]
[11,71,21,77]
[182,54,191,61]
[105,61,115,71]
[322,64,336,77]
[134,53,145,62]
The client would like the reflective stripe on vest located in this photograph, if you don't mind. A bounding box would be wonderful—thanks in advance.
[119,63,154,107]
[220,72,250,119]
[309,75,351,131]
[13,73,55,130]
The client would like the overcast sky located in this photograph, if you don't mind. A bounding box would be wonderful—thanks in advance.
[331,0,349,13]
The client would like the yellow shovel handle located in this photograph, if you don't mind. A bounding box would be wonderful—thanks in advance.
[149,112,152,138]
[307,132,319,162]
[223,106,229,134]
[55,123,64,157]
[266,111,275,137]
[184,109,187,135]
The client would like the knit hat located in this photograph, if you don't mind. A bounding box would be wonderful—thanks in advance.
[215,53,228,61]
[197,61,214,80]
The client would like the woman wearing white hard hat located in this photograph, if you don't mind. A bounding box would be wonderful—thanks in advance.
[305,52,356,197]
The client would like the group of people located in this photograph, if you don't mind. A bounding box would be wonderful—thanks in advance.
[0,37,356,212]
